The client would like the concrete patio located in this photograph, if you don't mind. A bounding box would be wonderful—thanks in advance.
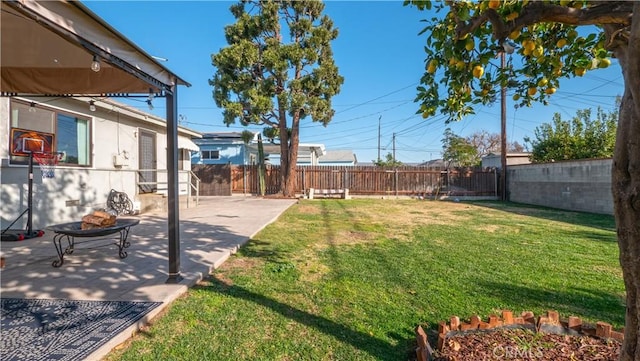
[0,195,297,360]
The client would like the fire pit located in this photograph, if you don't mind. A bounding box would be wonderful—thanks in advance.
[47,217,139,267]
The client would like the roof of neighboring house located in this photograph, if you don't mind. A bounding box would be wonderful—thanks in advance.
[200,132,246,140]
[318,150,357,164]
[248,143,326,158]
[483,152,531,159]
[419,159,448,167]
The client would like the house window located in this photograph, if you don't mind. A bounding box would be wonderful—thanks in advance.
[9,99,91,166]
[202,150,220,160]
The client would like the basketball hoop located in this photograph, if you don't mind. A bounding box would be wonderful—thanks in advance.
[33,152,62,179]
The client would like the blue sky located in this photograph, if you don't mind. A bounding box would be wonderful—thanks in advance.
[84,1,624,164]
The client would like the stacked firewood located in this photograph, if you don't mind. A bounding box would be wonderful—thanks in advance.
[81,210,116,230]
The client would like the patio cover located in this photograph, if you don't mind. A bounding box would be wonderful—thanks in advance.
[1,0,190,282]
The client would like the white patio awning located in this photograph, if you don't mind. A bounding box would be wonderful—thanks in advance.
[1,0,190,95]
[178,138,199,151]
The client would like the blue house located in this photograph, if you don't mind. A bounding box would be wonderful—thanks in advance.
[191,132,252,165]
[191,132,329,166]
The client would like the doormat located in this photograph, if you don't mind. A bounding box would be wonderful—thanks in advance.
[1,298,161,361]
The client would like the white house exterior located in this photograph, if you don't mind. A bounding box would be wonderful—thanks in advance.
[318,150,357,166]
[481,152,532,168]
[1,96,201,231]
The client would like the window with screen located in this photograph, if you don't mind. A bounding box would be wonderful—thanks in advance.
[9,99,91,166]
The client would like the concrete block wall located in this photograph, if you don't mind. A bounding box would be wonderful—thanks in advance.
[507,158,613,215]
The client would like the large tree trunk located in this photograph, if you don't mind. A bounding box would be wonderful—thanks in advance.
[611,8,640,360]
[282,115,300,198]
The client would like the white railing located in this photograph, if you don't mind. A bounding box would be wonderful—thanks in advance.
[137,169,200,208]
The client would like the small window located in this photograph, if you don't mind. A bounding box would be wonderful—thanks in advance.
[202,150,220,160]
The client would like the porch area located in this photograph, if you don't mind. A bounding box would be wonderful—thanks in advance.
[0,196,296,360]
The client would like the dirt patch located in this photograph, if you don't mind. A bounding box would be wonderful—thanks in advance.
[432,328,620,360]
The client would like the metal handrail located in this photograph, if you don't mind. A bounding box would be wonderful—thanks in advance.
[136,169,200,208]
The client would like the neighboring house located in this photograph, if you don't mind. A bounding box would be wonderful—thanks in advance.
[191,132,251,165]
[318,150,357,166]
[192,132,327,166]
[1,96,201,230]
[481,152,532,168]
[420,159,449,168]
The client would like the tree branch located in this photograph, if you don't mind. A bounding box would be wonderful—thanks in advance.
[455,2,633,42]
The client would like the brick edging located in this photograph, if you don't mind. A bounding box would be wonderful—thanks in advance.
[415,310,624,361]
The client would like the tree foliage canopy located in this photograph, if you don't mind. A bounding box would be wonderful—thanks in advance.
[373,152,403,167]
[211,0,343,128]
[407,1,631,122]
[466,130,525,157]
[525,106,618,162]
[442,128,480,167]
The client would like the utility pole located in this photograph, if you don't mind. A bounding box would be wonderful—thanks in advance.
[500,51,507,201]
[377,115,381,162]
[392,133,396,163]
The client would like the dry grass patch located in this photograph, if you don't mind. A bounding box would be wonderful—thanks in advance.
[293,203,323,215]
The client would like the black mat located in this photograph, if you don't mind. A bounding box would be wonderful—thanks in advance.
[1,298,161,361]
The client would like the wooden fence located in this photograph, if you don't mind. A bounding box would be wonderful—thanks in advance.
[223,165,498,197]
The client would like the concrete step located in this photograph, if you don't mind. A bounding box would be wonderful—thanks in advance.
[134,193,198,214]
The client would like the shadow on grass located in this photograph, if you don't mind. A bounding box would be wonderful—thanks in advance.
[475,279,625,327]
[199,277,410,360]
[469,201,616,233]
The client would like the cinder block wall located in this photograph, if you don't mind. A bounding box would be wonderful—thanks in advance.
[507,158,613,215]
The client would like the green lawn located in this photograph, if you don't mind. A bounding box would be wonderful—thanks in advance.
[106,199,624,361]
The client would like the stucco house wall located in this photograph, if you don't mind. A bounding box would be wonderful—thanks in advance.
[1,96,201,230]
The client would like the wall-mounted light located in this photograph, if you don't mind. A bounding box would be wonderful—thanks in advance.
[29,102,37,113]
[89,100,96,112]
[91,55,101,72]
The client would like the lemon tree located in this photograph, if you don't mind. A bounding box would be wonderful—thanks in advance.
[406,2,639,360]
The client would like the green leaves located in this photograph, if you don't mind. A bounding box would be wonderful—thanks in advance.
[211,0,343,131]
[526,106,618,162]
[412,2,616,123]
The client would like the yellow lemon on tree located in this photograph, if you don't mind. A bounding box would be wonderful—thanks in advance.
[506,12,519,21]
[513,93,521,101]
[508,30,520,40]
[527,87,538,96]
[472,65,484,78]
[537,77,548,87]
[533,45,544,57]
[545,87,557,95]
[449,58,457,67]
[427,60,438,74]
[556,38,568,48]
[488,0,500,10]
[465,38,475,51]
[574,67,586,76]
[456,60,466,70]
[598,58,611,68]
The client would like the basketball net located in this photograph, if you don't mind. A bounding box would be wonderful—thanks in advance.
[33,152,62,179]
